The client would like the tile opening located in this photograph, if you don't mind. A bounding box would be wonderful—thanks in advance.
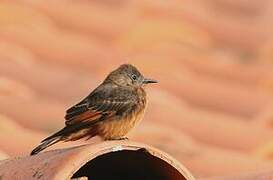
[72,149,186,180]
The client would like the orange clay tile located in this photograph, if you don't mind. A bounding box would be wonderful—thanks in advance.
[132,122,273,178]
[0,141,195,180]
[0,115,47,156]
[146,89,273,152]
[198,169,273,180]
[0,150,9,161]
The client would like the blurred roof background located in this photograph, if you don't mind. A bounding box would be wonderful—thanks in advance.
[1,0,273,178]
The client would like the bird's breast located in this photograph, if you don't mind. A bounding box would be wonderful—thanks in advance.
[98,88,147,140]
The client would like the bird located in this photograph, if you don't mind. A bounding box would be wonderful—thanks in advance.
[30,64,157,155]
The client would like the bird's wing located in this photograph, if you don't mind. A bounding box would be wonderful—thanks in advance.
[65,85,137,126]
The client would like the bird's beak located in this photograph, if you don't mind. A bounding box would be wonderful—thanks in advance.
[143,78,158,84]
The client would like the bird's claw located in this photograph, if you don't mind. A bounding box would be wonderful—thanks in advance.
[108,137,129,141]
[120,137,129,140]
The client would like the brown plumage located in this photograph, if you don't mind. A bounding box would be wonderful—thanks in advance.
[30,64,157,155]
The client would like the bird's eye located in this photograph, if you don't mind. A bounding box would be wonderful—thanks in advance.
[131,74,137,81]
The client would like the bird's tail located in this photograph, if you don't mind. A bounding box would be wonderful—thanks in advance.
[30,136,61,156]
[30,121,95,156]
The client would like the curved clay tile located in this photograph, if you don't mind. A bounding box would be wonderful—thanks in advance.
[132,122,273,178]
[198,169,273,180]
[0,115,47,156]
[0,150,8,161]
[0,141,195,180]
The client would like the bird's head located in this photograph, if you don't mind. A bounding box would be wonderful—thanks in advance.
[105,64,158,88]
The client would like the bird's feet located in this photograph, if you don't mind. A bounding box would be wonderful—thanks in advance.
[108,137,129,141]
[119,137,129,140]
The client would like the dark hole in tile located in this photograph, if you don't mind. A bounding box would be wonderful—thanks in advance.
[72,149,185,180]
